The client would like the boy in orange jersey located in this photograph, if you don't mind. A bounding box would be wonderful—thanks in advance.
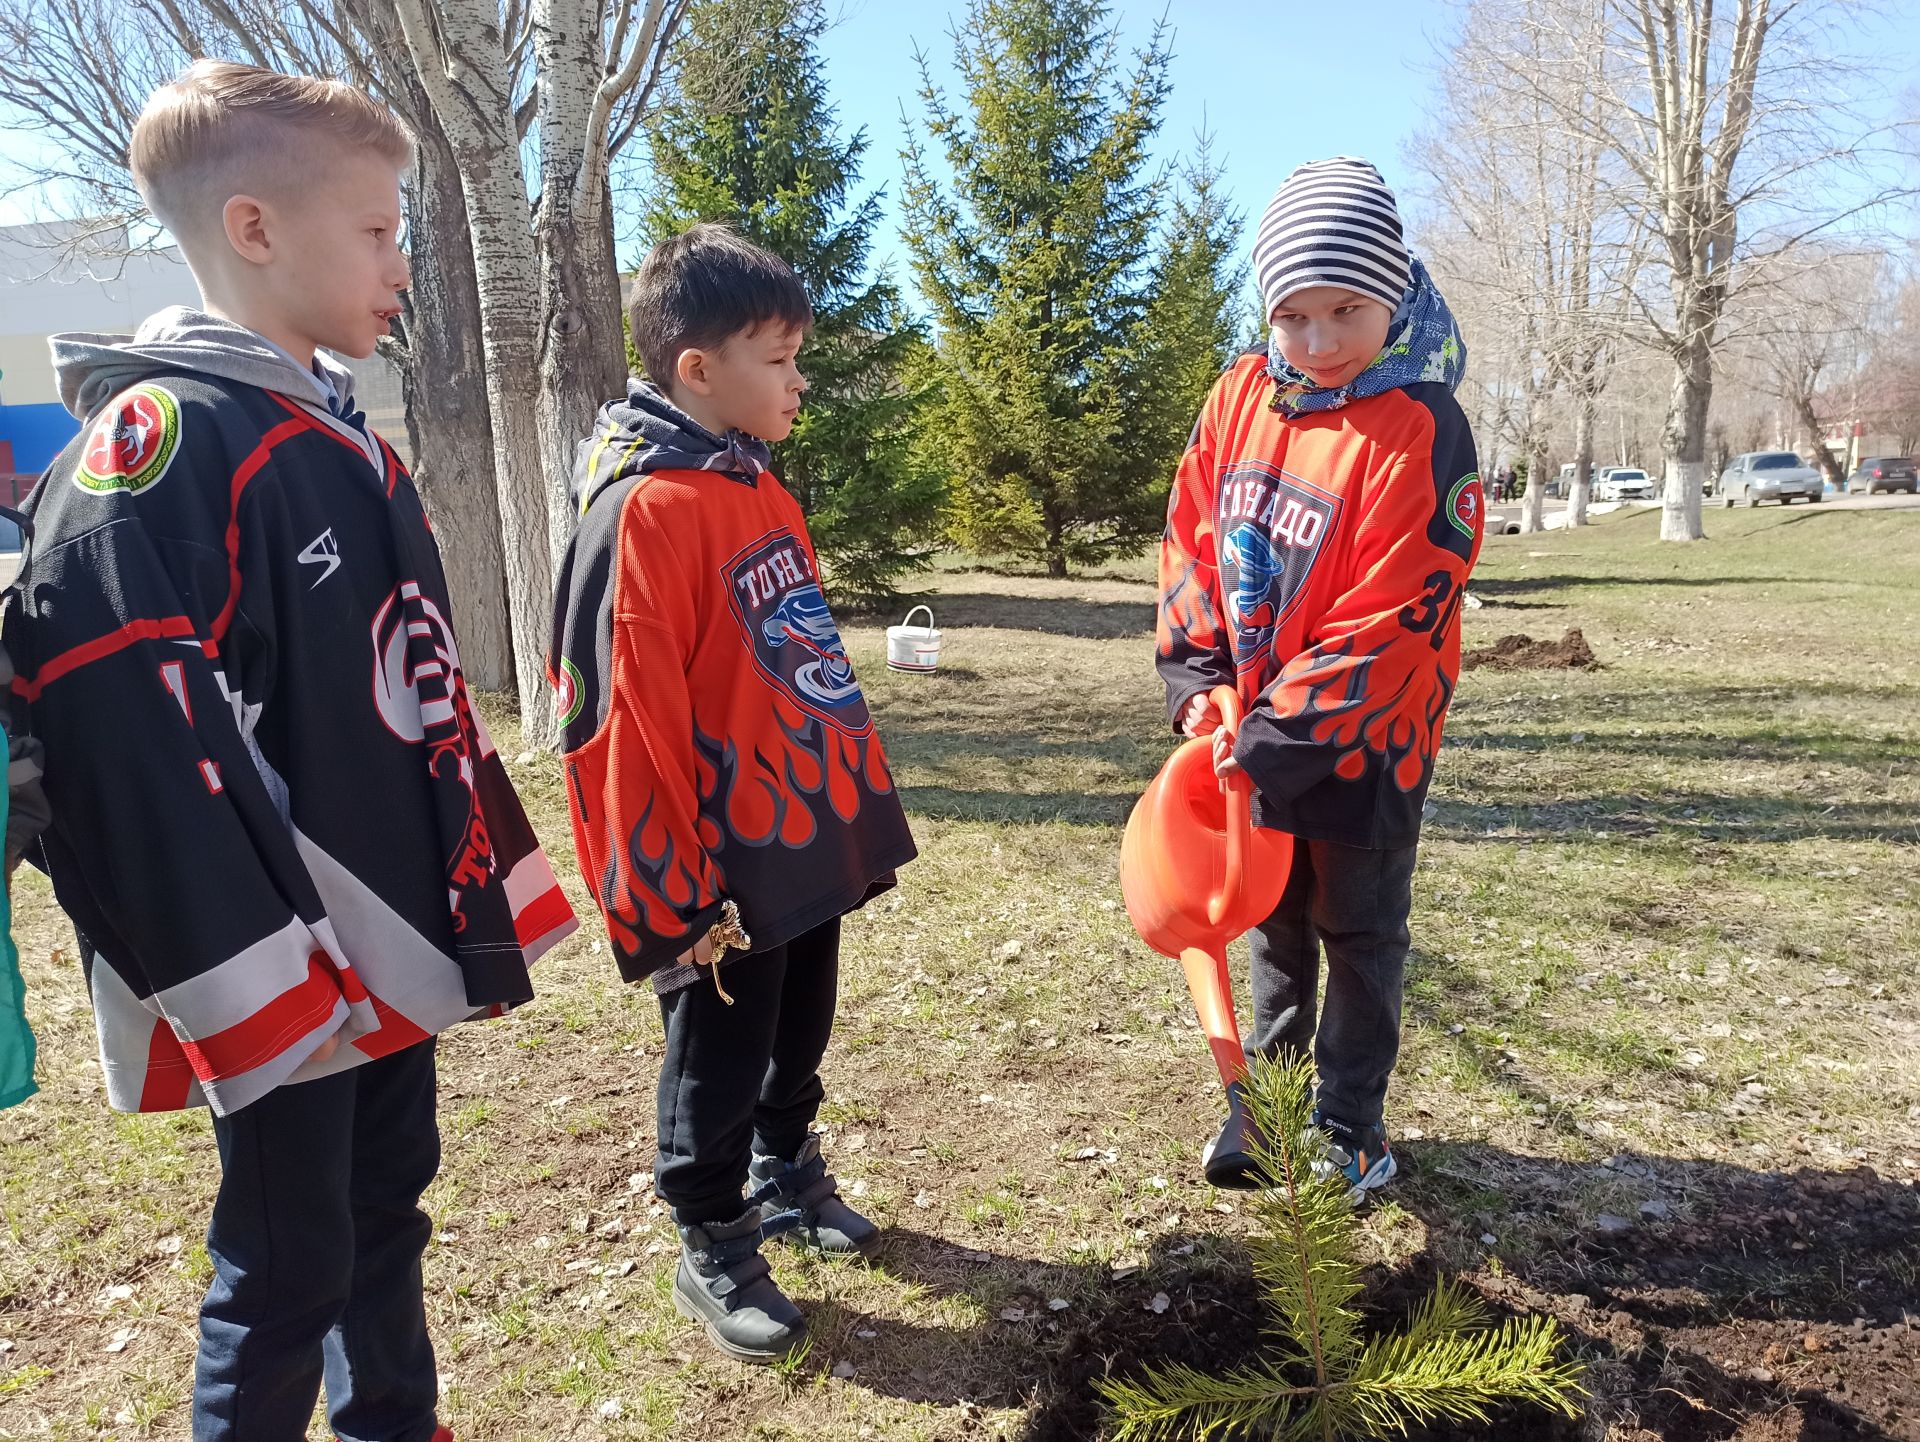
[1157,158,1484,1201]
[550,224,916,1362]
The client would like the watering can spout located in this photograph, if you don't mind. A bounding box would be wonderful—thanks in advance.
[1181,945,1246,1089]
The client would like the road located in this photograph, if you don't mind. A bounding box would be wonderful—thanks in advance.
[0,493,1910,585]
[1489,489,1920,532]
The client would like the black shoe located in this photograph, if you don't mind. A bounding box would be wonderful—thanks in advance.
[673,1208,807,1363]
[749,1134,880,1257]
[1202,1081,1271,1190]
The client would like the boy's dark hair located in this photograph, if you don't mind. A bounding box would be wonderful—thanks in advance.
[628,223,813,389]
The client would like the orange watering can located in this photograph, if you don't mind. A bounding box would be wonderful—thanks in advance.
[1121,684,1293,1187]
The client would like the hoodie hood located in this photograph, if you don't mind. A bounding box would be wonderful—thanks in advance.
[1264,257,1466,420]
[571,378,773,519]
[51,305,358,421]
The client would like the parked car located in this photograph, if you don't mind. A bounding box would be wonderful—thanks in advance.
[1717,451,1824,506]
[1596,467,1655,502]
[1845,456,1917,495]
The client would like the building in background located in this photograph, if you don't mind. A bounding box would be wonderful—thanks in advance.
[0,218,409,508]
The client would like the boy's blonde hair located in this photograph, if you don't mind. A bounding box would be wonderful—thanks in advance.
[129,59,413,243]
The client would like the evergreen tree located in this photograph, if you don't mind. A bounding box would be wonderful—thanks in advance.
[644,0,942,604]
[1101,1056,1586,1440]
[901,0,1174,578]
[1133,135,1251,485]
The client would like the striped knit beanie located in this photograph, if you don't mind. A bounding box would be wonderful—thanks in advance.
[1254,157,1412,319]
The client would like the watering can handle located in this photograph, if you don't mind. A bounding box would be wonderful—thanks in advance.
[1206,684,1252,929]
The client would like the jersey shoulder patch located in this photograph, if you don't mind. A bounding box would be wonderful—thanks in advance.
[74,382,183,497]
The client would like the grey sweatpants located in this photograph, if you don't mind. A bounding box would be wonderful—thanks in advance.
[1245,839,1419,1130]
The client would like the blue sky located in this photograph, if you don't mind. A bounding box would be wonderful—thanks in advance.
[6,0,1915,277]
[806,0,1920,283]
[804,0,1455,279]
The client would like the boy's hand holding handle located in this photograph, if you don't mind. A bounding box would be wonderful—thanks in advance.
[1180,691,1244,778]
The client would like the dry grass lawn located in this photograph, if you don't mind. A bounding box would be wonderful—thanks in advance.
[3,503,1918,1441]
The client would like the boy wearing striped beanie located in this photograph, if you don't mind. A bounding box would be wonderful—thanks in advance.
[1155,157,1484,1200]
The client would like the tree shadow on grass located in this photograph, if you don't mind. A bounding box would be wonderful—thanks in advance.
[918,589,1156,640]
[1468,574,1827,601]
[789,1138,1919,1440]
[1454,727,1909,771]
[900,785,1136,828]
[1424,792,1917,846]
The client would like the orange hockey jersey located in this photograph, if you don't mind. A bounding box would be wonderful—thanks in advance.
[549,383,917,988]
[1157,349,1485,849]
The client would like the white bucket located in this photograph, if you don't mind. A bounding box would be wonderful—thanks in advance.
[886,604,942,673]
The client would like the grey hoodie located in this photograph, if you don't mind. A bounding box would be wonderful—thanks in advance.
[50,305,358,421]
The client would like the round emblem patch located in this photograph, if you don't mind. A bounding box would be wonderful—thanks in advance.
[555,656,585,728]
[1446,472,1482,537]
[75,384,181,496]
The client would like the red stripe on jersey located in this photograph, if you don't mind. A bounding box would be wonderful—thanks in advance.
[310,949,370,1005]
[352,994,432,1060]
[211,417,310,642]
[375,433,403,498]
[267,392,384,479]
[12,615,201,702]
[138,1016,197,1112]
[512,882,575,951]
[173,952,342,1083]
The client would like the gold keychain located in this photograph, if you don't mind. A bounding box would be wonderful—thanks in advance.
[696,901,751,1004]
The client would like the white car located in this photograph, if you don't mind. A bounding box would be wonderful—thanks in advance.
[1597,468,1655,502]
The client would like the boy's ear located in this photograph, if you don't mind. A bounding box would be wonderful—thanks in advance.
[222,195,274,267]
[675,346,715,397]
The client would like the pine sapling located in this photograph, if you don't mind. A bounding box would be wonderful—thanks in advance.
[1099,1056,1585,1440]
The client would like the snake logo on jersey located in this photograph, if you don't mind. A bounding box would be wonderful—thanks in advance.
[371,580,500,931]
[1216,463,1342,677]
[726,530,874,736]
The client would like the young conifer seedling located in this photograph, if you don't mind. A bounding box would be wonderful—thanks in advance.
[1100,1056,1585,1440]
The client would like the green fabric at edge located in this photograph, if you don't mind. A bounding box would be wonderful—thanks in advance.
[0,778,38,1109]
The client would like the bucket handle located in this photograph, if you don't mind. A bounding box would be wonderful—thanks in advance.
[900,604,934,631]
[1205,684,1252,929]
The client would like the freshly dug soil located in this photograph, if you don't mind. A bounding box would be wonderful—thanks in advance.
[1462,628,1600,672]
[1024,1160,1920,1441]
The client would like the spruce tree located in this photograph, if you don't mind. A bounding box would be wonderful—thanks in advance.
[1100,1056,1586,1440]
[900,0,1175,578]
[645,0,942,604]
[1133,135,1251,486]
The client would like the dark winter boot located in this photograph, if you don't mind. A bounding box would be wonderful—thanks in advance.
[672,1208,807,1363]
[748,1134,880,1258]
[1202,1081,1272,1190]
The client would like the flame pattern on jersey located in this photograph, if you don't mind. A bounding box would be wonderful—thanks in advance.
[1155,351,1483,849]
[550,428,917,985]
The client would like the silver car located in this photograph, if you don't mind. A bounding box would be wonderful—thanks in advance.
[1718,451,1825,506]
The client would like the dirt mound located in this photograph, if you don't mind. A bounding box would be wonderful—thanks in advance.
[1462,628,1600,672]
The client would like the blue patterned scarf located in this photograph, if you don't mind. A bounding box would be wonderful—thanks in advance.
[1264,258,1466,418]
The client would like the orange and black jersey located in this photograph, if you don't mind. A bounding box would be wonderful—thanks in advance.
[549,383,917,988]
[1157,349,1485,849]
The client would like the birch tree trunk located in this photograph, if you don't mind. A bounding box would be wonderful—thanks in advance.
[1660,314,1713,540]
[1568,387,1596,527]
[392,0,558,746]
[532,0,660,571]
[397,89,512,692]
[1522,438,1549,532]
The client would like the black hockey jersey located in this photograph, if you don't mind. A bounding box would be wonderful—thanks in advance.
[8,357,576,1114]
